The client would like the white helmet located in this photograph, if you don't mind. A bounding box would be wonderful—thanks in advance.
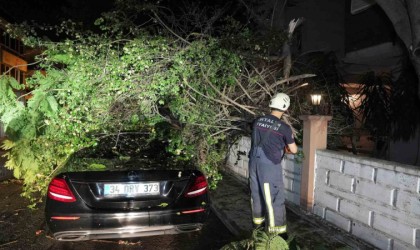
[269,93,290,111]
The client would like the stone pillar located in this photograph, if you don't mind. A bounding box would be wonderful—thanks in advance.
[299,115,332,211]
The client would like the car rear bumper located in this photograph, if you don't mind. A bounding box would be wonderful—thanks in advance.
[47,208,209,241]
[53,223,203,241]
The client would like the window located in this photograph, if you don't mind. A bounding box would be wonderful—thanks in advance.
[0,63,26,84]
[0,28,24,55]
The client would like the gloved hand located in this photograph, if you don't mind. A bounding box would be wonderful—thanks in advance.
[284,146,293,154]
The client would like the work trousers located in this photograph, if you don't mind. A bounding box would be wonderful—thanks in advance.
[249,148,287,234]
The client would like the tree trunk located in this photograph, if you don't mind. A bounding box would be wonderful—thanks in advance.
[282,18,304,80]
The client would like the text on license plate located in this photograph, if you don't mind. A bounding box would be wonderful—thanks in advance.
[104,183,160,196]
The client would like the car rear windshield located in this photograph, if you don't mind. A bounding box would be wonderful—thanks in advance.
[62,133,195,172]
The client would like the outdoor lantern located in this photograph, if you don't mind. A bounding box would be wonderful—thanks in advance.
[310,93,322,115]
[310,94,322,106]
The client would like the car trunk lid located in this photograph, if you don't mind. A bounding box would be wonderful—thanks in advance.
[66,169,194,210]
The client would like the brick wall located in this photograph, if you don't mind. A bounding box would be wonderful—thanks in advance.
[315,150,420,249]
[225,136,302,206]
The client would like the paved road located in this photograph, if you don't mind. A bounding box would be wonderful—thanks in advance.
[42,212,233,250]
[0,180,235,250]
[211,172,375,249]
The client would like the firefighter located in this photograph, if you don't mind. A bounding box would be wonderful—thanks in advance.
[249,93,298,238]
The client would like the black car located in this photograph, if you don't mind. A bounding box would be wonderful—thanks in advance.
[45,133,210,241]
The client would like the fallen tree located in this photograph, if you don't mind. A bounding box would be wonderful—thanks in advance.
[0,1,354,203]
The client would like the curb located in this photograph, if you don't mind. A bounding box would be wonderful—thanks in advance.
[286,203,376,250]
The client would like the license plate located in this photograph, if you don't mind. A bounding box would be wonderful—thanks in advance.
[104,182,160,196]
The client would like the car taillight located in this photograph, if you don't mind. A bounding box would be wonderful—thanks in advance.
[184,175,208,198]
[48,177,76,202]
[51,216,80,220]
[181,208,205,214]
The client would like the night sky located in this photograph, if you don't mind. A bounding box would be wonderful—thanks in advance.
[0,0,115,25]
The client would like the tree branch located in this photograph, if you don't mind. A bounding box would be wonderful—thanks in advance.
[202,71,256,115]
[152,11,191,44]
[272,74,316,88]
[183,78,231,106]
[235,78,254,103]
[283,18,305,79]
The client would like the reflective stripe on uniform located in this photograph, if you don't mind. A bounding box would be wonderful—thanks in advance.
[250,197,254,215]
[268,225,287,234]
[263,183,275,227]
[253,217,265,225]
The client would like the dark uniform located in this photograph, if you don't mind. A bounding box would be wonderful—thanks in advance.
[249,114,294,234]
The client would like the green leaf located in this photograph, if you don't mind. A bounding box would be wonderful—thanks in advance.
[50,54,73,64]
[47,96,59,113]
[88,163,107,170]
[119,156,131,161]
[1,140,16,150]
[158,203,168,207]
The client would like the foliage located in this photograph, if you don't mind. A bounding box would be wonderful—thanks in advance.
[0,0,331,202]
[357,72,392,157]
[291,52,354,149]
[220,228,290,250]
[1,12,244,201]
[358,72,392,139]
[388,60,420,141]
[357,61,420,159]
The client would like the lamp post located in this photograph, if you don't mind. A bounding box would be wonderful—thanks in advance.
[310,93,322,114]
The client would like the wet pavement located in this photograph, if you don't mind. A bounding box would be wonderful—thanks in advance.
[210,171,376,249]
[39,211,234,250]
[0,180,235,250]
[0,170,377,250]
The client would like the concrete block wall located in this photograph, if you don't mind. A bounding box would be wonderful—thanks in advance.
[226,136,302,206]
[314,150,420,249]
[226,136,251,183]
[283,154,302,206]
